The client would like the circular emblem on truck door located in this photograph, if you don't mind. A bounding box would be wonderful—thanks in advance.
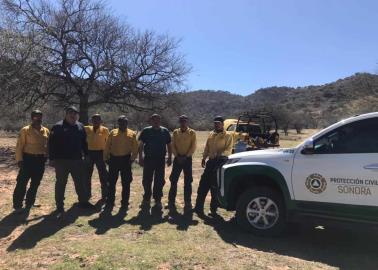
[305,173,327,194]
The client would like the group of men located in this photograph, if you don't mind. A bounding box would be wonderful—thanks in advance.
[13,106,233,219]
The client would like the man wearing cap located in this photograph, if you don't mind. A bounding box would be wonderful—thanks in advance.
[84,114,110,204]
[168,115,196,210]
[138,114,172,208]
[104,115,138,210]
[49,106,94,217]
[13,110,49,212]
[194,116,233,217]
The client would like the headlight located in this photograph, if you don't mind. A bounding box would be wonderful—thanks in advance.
[225,158,241,165]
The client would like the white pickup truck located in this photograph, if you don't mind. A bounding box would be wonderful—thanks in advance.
[218,112,378,236]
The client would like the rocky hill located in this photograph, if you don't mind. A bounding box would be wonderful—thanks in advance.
[1,73,377,131]
[177,73,378,129]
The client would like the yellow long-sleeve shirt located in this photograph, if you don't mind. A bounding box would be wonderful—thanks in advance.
[203,130,233,160]
[84,125,109,151]
[104,128,138,160]
[15,125,50,162]
[172,127,197,157]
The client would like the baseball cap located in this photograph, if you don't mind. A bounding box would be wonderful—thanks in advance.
[65,105,79,113]
[31,109,43,116]
[213,116,224,123]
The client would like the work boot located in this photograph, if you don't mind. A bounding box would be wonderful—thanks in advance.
[55,208,64,219]
[78,202,96,210]
[193,206,205,218]
[208,208,220,218]
[95,198,106,206]
[120,203,129,211]
[13,207,24,214]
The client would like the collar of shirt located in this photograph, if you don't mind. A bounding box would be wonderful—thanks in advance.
[211,130,226,137]
[115,128,134,136]
[28,124,48,135]
[88,125,104,133]
[179,127,191,134]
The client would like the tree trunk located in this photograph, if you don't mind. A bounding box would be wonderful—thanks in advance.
[79,96,89,125]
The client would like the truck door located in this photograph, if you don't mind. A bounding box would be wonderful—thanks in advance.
[291,117,378,218]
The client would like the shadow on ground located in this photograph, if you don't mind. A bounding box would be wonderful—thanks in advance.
[166,206,199,231]
[88,206,127,234]
[127,204,168,231]
[4,202,378,270]
[6,204,97,251]
[207,216,378,270]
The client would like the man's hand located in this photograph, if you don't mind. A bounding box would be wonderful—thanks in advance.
[17,161,23,168]
[201,158,206,168]
[49,160,55,168]
[139,157,144,167]
[167,157,172,167]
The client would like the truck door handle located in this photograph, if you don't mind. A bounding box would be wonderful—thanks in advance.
[363,164,378,170]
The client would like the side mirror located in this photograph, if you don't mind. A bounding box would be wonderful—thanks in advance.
[301,140,314,155]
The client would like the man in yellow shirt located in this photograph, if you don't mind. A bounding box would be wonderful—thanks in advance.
[194,116,233,217]
[84,114,110,204]
[168,115,196,210]
[104,115,138,210]
[13,110,49,212]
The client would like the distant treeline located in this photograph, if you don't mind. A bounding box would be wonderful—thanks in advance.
[1,73,378,132]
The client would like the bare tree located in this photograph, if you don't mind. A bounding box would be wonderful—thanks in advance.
[0,0,190,123]
[291,112,306,134]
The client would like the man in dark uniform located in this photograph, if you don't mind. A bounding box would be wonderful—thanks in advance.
[138,114,172,208]
[194,116,233,217]
[13,110,49,212]
[49,106,94,217]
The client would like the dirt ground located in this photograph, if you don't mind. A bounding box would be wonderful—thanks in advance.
[1,130,378,270]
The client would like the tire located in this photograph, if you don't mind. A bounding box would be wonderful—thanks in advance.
[236,187,286,236]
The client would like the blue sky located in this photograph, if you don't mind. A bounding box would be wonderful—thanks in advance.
[108,0,378,95]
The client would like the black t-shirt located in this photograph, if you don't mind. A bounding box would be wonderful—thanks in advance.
[138,126,171,158]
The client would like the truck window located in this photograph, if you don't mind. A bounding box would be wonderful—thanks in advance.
[313,118,378,154]
[227,124,236,131]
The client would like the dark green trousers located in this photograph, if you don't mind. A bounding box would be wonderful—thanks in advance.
[107,155,132,206]
[195,158,227,212]
[86,150,109,200]
[168,157,193,204]
[142,157,165,201]
[13,153,46,209]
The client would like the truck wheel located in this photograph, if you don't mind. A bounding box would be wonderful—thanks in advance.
[236,187,286,236]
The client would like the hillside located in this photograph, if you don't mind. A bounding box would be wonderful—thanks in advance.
[246,73,378,121]
[1,73,378,130]
[177,73,378,129]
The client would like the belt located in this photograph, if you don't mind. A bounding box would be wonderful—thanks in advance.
[23,152,45,158]
[110,154,131,158]
[209,156,228,161]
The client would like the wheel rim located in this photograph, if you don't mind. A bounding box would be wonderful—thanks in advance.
[245,196,279,230]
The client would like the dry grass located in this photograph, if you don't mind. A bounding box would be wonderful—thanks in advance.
[0,130,376,270]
